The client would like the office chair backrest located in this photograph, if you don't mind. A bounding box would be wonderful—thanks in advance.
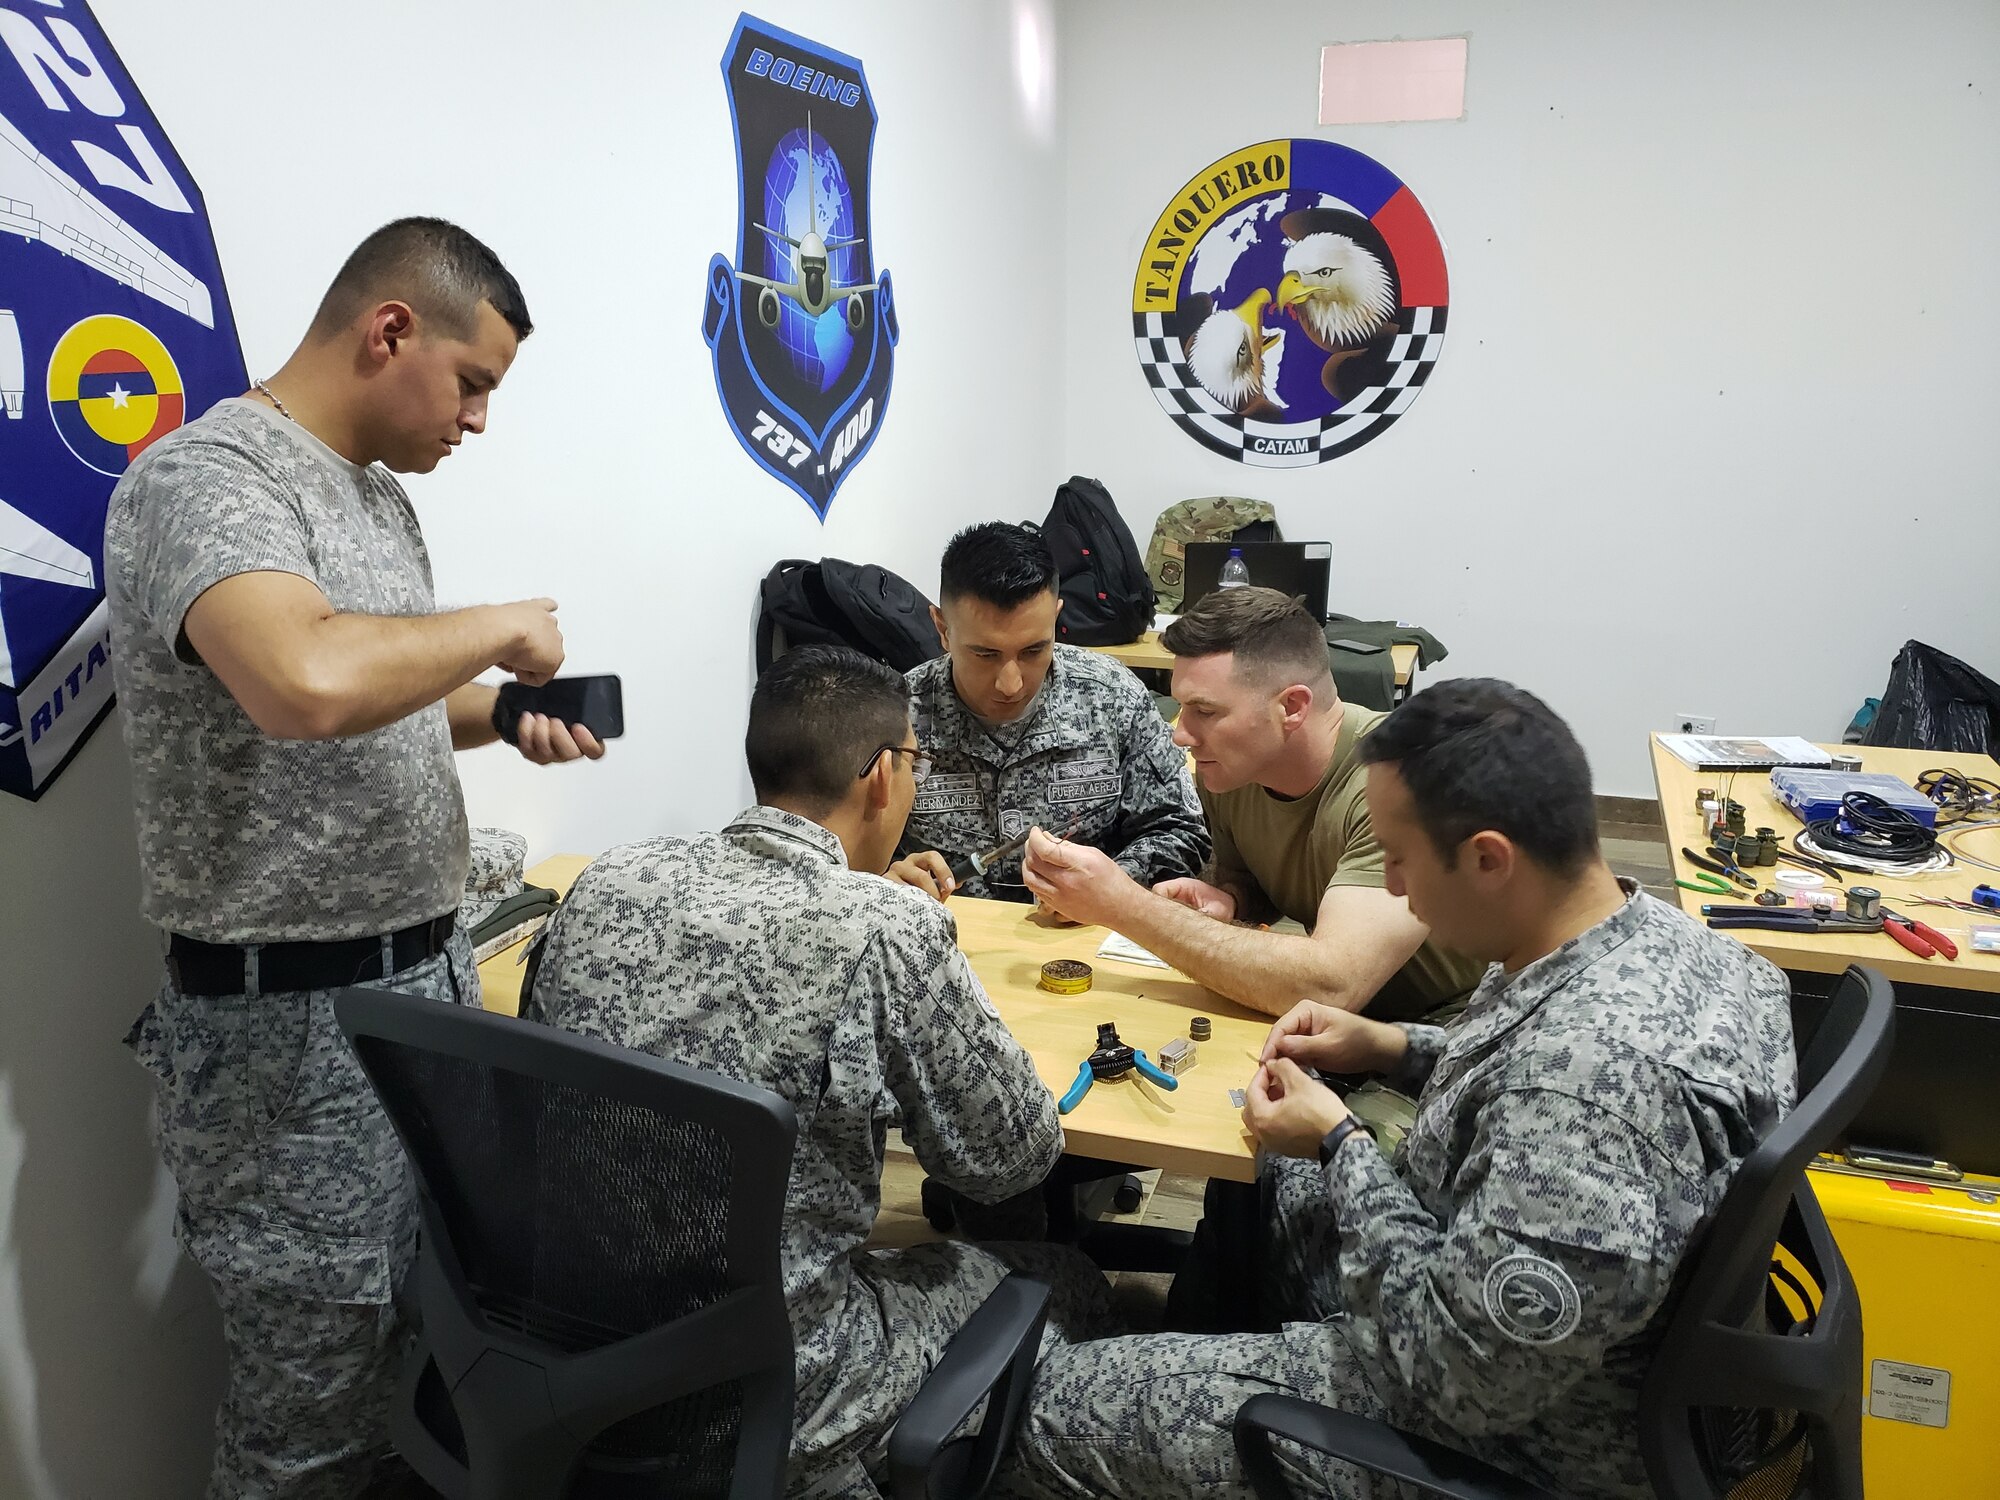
[1640,965,1895,1500]
[336,988,800,1500]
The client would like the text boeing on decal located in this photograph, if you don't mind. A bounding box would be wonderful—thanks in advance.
[743,46,862,106]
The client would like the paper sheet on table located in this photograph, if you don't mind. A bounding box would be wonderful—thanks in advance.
[1096,931,1173,969]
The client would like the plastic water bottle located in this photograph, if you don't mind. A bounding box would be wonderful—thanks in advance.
[1218,547,1251,590]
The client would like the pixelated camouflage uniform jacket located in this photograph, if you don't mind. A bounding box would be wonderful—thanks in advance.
[902,644,1208,900]
[523,807,1064,1484]
[1290,884,1796,1497]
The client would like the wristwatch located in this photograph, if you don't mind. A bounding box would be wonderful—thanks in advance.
[1318,1116,1373,1166]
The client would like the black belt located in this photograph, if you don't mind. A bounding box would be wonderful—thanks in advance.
[166,912,457,997]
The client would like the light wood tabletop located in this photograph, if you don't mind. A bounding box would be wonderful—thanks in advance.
[1090,630,1417,687]
[1648,737,2000,994]
[950,896,1266,1183]
[480,857,1268,1182]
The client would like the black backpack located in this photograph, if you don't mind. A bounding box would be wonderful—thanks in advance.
[1041,476,1154,647]
[755,557,939,674]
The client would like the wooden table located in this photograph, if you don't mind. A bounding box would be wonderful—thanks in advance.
[1648,737,2000,994]
[1091,630,1418,688]
[479,857,1267,1182]
[951,897,1265,1182]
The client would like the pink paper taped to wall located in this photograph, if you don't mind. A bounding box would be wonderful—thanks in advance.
[1319,38,1468,126]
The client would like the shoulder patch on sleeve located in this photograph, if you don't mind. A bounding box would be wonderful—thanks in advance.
[1483,1254,1583,1345]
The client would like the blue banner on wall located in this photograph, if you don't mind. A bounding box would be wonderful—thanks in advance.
[702,13,897,521]
[0,0,245,801]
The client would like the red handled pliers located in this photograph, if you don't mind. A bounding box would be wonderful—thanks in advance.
[1879,906,1959,961]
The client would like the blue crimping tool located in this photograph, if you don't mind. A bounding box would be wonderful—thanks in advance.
[1058,1022,1178,1113]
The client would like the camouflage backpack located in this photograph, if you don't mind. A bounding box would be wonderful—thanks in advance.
[1145,497,1281,613]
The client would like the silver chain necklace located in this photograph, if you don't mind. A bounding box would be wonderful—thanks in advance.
[253,379,295,423]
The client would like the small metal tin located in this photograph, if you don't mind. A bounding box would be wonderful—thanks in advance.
[1189,1016,1212,1041]
[1038,959,1093,995]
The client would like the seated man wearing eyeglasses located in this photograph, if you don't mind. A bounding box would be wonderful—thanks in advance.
[524,645,1113,1497]
[887,521,1208,907]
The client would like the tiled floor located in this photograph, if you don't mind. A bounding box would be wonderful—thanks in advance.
[869,801,1673,1326]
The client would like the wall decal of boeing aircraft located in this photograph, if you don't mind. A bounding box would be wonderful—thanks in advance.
[733,114,878,333]
[1,307,21,419]
[0,109,214,328]
[0,493,95,690]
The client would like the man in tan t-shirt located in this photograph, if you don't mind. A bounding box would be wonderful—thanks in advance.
[1022,587,1480,1026]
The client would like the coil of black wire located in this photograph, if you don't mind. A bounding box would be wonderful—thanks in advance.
[1803,791,1939,866]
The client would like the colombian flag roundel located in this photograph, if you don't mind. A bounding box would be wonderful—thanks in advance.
[46,314,186,476]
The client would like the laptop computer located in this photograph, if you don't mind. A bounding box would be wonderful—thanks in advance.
[1181,541,1332,622]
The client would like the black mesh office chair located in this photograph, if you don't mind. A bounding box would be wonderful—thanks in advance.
[1234,963,1895,1500]
[334,988,1052,1500]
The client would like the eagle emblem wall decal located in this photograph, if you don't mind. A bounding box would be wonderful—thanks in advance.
[1131,138,1448,469]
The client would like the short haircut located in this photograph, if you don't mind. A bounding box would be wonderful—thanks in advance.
[309,217,533,343]
[1160,586,1330,688]
[938,522,1058,609]
[747,645,912,813]
[1358,678,1600,875]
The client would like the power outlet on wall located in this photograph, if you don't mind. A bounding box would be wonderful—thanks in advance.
[1676,714,1716,736]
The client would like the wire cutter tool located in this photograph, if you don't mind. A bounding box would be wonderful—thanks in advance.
[1879,906,1959,961]
[1682,846,1757,891]
[1676,869,1737,900]
[1058,1022,1178,1113]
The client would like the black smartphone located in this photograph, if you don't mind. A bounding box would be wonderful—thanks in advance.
[1327,638,1386,656]
[497,675,624,741]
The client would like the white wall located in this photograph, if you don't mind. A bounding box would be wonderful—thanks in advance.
[6,3,2000,1492]
[1059,0,2000,795]
[0,2,1064,1492]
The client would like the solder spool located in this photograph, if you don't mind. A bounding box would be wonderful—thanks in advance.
[1038,959,1093,995]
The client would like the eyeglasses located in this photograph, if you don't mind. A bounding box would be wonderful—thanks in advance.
[859,744,933,785]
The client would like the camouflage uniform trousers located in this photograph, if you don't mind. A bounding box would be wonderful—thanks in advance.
[125,928,480,1499]
[802,1238,1121,1499]
[990,1156,1418,1500]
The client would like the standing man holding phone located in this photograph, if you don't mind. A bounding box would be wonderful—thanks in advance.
[105,218,602,1498]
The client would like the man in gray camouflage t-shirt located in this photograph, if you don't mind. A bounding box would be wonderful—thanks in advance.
[106,218,603,1499]
[995,681,1795,1500]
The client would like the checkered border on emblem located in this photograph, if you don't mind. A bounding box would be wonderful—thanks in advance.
[1131,307,1448,467]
